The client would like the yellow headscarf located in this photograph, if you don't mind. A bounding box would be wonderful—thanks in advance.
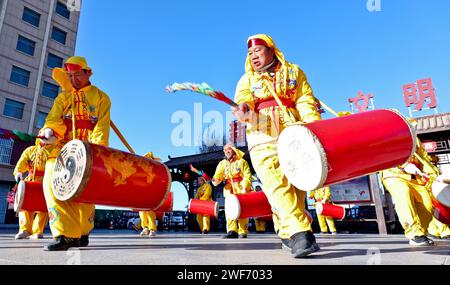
[52,56,93,91]
[224,144,245,160]
[245,34,287,74]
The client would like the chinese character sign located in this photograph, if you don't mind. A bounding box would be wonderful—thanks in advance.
[348,91,374,112]
[403,78,437,111]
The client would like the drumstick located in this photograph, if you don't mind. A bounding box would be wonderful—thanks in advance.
[317,99,340,117]
[110,120,135,154]
[166,82,238,107]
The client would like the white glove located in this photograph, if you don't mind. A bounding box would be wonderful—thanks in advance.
[39,128,57,144]
[403,163,421,175]
[15,172,23,183]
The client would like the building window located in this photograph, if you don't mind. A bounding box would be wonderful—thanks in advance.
[36,112,48,129]
[0,138,14,165]
[47,53,63,69]
[51,27,67,45]
[3,99,25,120]
[10,66,30,87]
[16,35,36,56]
[22,7,41,27]
[42,81,59,99]
[56,1,70,19]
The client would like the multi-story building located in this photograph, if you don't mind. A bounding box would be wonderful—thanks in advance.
[0,0,81,224]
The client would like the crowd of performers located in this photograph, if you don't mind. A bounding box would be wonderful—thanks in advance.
[9,34,450,258]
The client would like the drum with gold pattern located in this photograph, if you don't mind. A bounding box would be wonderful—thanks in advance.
[52,140,171,209]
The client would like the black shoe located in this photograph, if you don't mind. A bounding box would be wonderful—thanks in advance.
[238,234,247,238]
[256,231,265,234]
[44,236,80,251]
[441,236,450,241]
[80,235,89,247]
[281,239,292,251]
[202,230,209,235]
[222,231,238,239]
[409,235,434,246]
[290,231,320,258]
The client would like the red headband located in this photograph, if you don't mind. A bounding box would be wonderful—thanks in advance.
[64,63,83,72]
[248,38,269,49]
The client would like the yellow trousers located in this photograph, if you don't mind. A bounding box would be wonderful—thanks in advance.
[254,218,266,232]
[428,217,450,238]
[383,178,433,239]
[226,218,249,235]
[43,159,95,238]
[19,211,48,235]
[317,214,336,233]
[139,211,157,231]
[250,143,311,239]
[196,214,210,232]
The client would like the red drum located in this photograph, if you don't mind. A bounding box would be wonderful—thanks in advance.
[315,203,346,220]
[51,140,171,209]
[225,191,272,219]
[154,192,173,212]
[188,199,219,218]
[432,199,450,225]
[278,109,416,191]
[258,215,273,222]
[14,181,47,212]
[432,181,450,207]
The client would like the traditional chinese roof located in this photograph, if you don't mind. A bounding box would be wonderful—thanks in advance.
[164,146,249,169]
[415,112,450,134]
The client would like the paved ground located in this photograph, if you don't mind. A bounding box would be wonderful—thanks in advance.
[0,229,449,265]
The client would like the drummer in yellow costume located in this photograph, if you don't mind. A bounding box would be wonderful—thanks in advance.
[195,176,213,234]
[139,152,160,237]
[232,34,321,257]
[212,144,252,238]
[40,56,111,251]
[309,187,337,234]
[380,138,449,245]
[13,140,50,240]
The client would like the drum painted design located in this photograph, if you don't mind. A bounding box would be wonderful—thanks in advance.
[225,191,272,220]
[278,109,416,191]
[14,181,47,212]
[315,203,346,220]
[52,140,171,210]
[188,199,219,218]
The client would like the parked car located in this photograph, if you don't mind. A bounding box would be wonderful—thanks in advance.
[169,211,186,230]
[127,217,141,231]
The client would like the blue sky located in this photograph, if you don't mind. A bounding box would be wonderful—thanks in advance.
[74,0,450,209]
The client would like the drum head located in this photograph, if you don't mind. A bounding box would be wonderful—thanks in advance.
[51,140,92,202]
[224,195,241,220]
[187,199,194,213]
[278,125,328,191]
[213,202,219,218]
[315,202,324,215]
[13,181,26,212]
[432,181,450,207]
